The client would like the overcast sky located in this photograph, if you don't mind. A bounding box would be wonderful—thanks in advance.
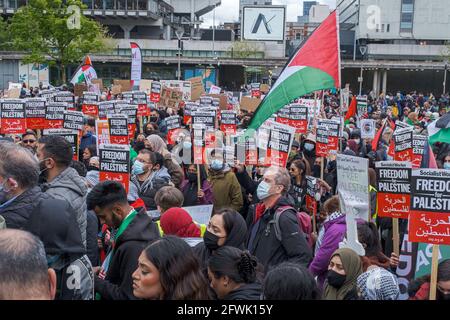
[201,0,337,27]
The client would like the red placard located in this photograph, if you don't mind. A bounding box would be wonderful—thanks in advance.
[128,124,136,141]
[306,195,317,217]
[26,99,47,130]
[1,118,27,134]
[45,120,63,129]
[0,100,27,134]
[99,172,129,193]
[409,211,450,245]
[27,118,46,130]
[137,104,150,117]
[377,193,410,219]
[82,104,99,117]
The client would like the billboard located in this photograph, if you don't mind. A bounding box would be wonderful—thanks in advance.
[242,6,286,41]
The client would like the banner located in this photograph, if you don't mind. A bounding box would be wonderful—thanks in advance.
[53,91,75,110]
[45,102,67,129]
[130,42,142,88]
[337,154,370,220]
[306,176,318,217]
[63,110,84,131]
[108,115,129,145]
[0,99,26,134]
[412,135,427,169]
[98,101,115,120]
[289,104,308,134]
[394,126,413,162]
[43,129,79,161]
[99,144,130,193]
[150,81,161,103]
[165,115,181,145]
[25,98,46,129]
[409,169,450,245]
[361,119,376,139]
[119,104,138,140]
[375,161,412,219]
[220,110,237,135]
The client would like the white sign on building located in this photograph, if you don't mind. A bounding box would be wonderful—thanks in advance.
[242,6,286,41]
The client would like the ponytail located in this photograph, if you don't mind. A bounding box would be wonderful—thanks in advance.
[208,247,258,284]
[237,251,258,283]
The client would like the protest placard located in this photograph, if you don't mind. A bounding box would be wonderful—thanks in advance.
[0,99,26,134]
[113,80,132,93]
[119,104,138,141]
[43,129,79,161]
[357,95,368,118]
[220,110,237,135]
[189,77,205,101]
[53,91,75,110]
[289,104,308,134]
[191,110,216,130]
[39,89,57,101]
[165,115,181,145]
[81,92,100,117]
[361,119,376,139]
[99,144,130,193]
[45,102,67,129]
[132,91,150,117]
[306,176,318,232]
[193,125,205,165]
[375,161,411,219]
[394,126,413,162]
[275,105,290,125]
[139,79,152,93]
[25,98,46,129]
[266,121,295,167]
[108,114,129,145]
[412,135,427,169]
[150,81,161,103]
[95,120,110,149]
[98,101,115,120]
[316,125,329,157]
[251,83,261,98]
[318,118,340,152]
[63,110,84,131]
[239,96,261,113]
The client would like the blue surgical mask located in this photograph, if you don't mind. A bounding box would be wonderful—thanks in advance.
[183,141,192,149]
[210,159,223,171]
[257,180,272,200]
[444,162,450,170]
[304,143,315,151]
[132,160,145,175]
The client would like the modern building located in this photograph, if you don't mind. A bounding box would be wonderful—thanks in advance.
[337,0,450,95]
[303,1,318,17]
[239,0,272,22]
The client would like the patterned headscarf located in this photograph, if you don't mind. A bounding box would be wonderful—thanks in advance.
[357,266,400,300]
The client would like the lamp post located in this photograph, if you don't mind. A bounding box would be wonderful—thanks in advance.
[443,61,448,96]
[358,45,367,96]
[175,29,184,81]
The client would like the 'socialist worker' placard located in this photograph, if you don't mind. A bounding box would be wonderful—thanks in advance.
[409,169,450,245]
[0,99,26,134]
[99,144,130,193]
[26,98,46,130]
[108,115,129,145]
[375,161,411,219]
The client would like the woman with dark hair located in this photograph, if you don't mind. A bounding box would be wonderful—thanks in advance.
[409,259,450,300]
[288,159,310,210]
[180,164,214,207]
[263,262,320,300]
[194,208,247,274]
[132,236,210,300]
[207,246,261,300]
[82,144,97,168]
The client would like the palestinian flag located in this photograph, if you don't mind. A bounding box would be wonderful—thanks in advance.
[344,96,357,125]
[246,11,340,133]
[427,112,450,145]
[70,64,97,85]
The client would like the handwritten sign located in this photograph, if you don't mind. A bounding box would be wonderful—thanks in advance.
[409,169,450,245]
[375,161,411,219]
[99,144,130,193]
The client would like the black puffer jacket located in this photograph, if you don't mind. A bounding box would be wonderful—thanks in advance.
[246,197,312,273]
[223,282,262,300]
[0,186,57,230]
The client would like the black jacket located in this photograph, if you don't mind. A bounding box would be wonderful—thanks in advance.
[86,210,100,267]
[223,282,262,300]
[0,186,60,230]
[95,208,160,300]
[246,197,312,273]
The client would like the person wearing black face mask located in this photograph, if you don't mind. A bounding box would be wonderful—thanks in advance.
[180,164,214,207]
[408,259,450,300]
[149,109,168,135]
[323,248,363,300]
[194,208,248,278]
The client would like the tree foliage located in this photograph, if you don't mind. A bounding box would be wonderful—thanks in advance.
[8,0,111,82]
[0,17,10,50]
[229,41,260,59]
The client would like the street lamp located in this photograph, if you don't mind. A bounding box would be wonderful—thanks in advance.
[443,61,448,96]
[175,29,184,81]
[358,45,367,96]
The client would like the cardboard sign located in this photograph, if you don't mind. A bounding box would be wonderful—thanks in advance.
[220,110,237,135]
[190,77,205,101]
[165,115,181,145]
[150,81,161,103]
[63,110,84,131]
[111,85,122,96]
[316,125,329,157]
[43,129,79,161]
[0,99,26,134]
[260,84,270,94]
[337,154,370,221]
[45,102,67,129]
[192,111,216,130]
[375,161,412,219]
[74,84,87,97]
[306,176,318,217]
[108,115,129,145]
[99,144,130,193]
[53,92,75,110]
[240,96,261,112]
[139,79,152,93]
[25,98,47,129]
[412,135,427,169]
[289,104,308,134]
[409,169,450,245]
[361,119,376,139]
[113,80,132,93]
[394,126,413,162]
[92,79,104,91]
[98,101,115,120]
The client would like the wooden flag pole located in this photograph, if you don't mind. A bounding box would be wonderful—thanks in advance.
[429,244,440,300]
[392,218,400,257]
[197,164,201,193]
[320,156,324,180]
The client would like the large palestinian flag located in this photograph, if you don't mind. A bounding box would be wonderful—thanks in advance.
[246,11,340,132]
[70,56,97,85]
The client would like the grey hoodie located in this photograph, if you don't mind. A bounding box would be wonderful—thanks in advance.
[42,167,88,249]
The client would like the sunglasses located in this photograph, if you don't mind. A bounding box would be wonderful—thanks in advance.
[22,139,36,144]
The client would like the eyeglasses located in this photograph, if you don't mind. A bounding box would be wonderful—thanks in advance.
[22,139,36,144]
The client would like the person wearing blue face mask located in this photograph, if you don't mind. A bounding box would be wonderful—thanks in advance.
[301,133,317,171]
[443,154,450,170]
[207,156,243,213]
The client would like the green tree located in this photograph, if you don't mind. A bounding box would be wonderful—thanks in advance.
[0,17,10,50]
[229,41,260,59]
[9,0,110,84]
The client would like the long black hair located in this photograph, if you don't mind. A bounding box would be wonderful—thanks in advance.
[208,246,258,284]
[143,236,210,300]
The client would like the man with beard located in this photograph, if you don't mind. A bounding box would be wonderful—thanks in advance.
[37,135,88,249]
[20,131,38,155]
